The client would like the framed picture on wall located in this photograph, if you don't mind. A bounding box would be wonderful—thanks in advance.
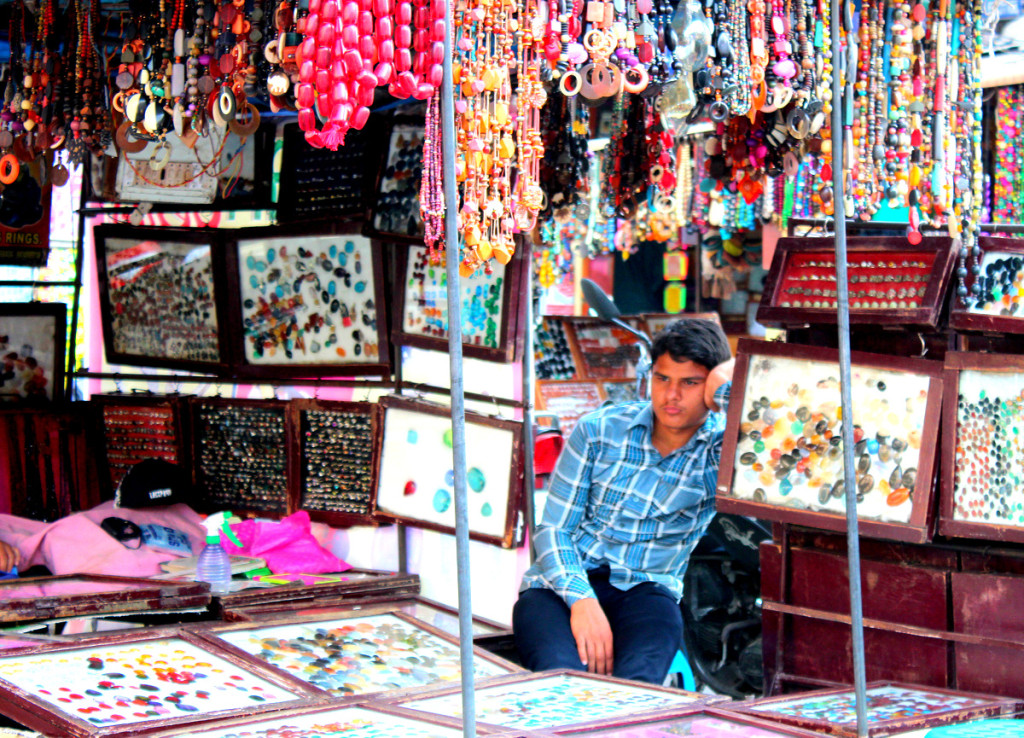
[715,339,944,544]
[365,118,426,242]
[392,242,526,362]
[374,395,523,547]
[563,317,647,380]
[949,236,1024,334]
[535,380,605,438]
[222,226,390,378]
[940,351,1024,544]
[0,302,65,403]
[93,224,230,373]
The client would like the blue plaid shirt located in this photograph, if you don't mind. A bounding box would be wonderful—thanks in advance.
[521,383,730,605]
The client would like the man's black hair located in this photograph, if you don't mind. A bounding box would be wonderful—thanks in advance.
[650,318,731,371]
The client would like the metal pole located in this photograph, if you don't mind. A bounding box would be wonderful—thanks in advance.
[831,0,869,733]
[66,174,88,401]
[522,240,538,559]
[439,21,477,738]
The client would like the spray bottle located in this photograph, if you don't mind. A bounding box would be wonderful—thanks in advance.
[196,512,241,595]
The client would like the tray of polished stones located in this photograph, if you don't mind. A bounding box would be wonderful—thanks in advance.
[758,236,958,329]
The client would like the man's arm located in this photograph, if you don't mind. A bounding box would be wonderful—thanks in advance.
[704,357,735,412]
[532,421,614,674]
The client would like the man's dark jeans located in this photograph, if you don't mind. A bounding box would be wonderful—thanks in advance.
[512,567,682,684]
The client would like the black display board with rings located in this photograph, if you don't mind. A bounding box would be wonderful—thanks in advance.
[364,117,426,242]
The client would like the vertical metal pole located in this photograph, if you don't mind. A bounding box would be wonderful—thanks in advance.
[522,241,538,559]
[439,18,477,738]
[66,173,88,400]
[831,0,869,733]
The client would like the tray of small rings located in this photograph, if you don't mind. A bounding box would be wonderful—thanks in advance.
[757,237,957,329]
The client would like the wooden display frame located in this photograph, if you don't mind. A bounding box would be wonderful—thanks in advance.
[563,317,648,380]
[535,379,605,437]
[641,311,721,337]
[723,681,1021,737]
[290,398,382,527]
[0,301,66,404]
[939,351,1024,543]
[949,236,1024,334]
[187,609,522,700]
[364,116,426,243]
[91,393,190,500]
[212,568,421,611]
[715,339,944,544]
[391,241,527,362]
[0,574,210,624]
[379,669,721,733]
[221,594,511,640]
[757,236,957,329]
[93,224,232,373]
[133,701,479,737]
[552,706,832,737]
[0,628,319,738]
[222,224,391,378]
[190,397,295,517]
[374,394,524,548]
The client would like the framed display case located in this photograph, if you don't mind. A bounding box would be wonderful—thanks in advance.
[724,682,1021,737]
[0,574,209,624]
[599,380,640,405]
[92,393,188,498]
[716,339,944,544]
[0,629,317,737]
[374,395,524,548]
[134,702,475,737]
[563,317,648,380]
[222,594,511,639]
[940,352,1024,544]
[0,634,66,651]
[366,118,426,242]
[553,706,831,737]
[392,242,527,362]
[0,301,66,403]
[213,568,421,612]
[641,312,721,337]
[949,236,1024,334]
[189,610,521,700]
[223,226,390,378]
[379,669,719,733]
[535,316,578,380]
[291,398,382,526]
[93,224,231,373]
[191,398,294,516]
[756,236,957,329]
[535,380,605,437]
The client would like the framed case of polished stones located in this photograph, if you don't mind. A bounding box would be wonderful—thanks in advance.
[715,338,945,544]
[290,399,382,527]
[374,394,524,548]
[392,241,527,363]
[757,236,957,330]
[940,351,1024,544]
[190,398,294,517]
[92,393,190,498]
[93,224,232,374]
[365,117,426,242]
[948,236,1024,334]
[222,226,391,378]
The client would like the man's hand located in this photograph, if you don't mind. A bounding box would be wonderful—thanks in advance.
[704,357,735,412]
[570,597,613,675]
[0,541,19,572]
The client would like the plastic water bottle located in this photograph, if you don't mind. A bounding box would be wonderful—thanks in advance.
[196,512,237,595]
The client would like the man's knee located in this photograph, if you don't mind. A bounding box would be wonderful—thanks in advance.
[513,588,584,672]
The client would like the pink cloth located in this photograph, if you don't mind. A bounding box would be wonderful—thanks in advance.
[0,501,207,576]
